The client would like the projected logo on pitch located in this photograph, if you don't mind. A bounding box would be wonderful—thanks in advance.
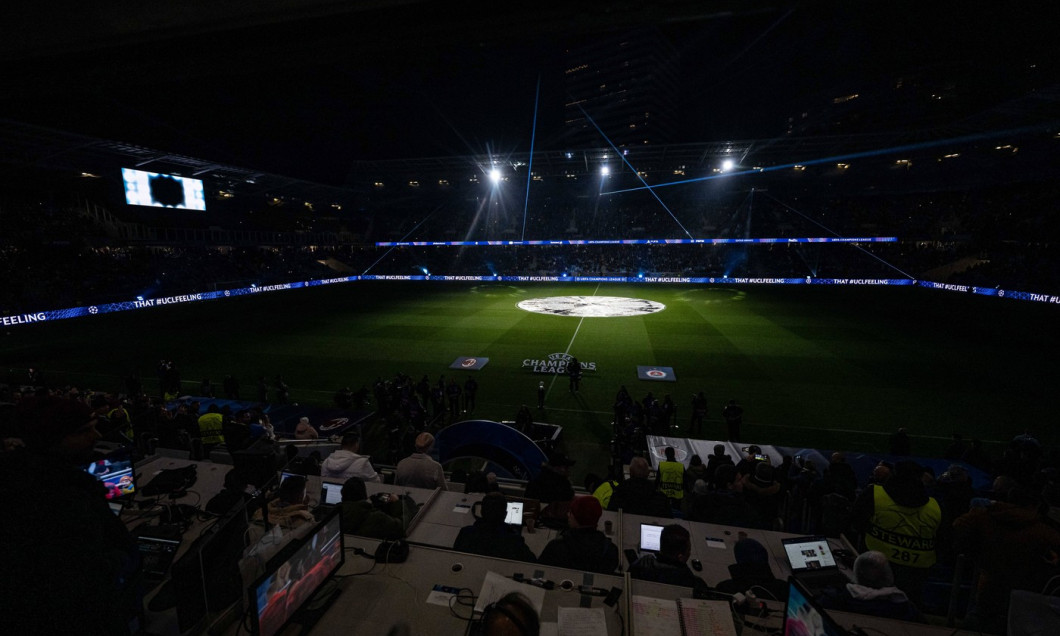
[517,296,665,317]
[522,353,598,375]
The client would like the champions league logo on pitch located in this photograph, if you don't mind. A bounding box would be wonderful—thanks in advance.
[522,352,598,374]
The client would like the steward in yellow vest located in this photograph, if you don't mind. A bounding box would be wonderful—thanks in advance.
[657,447,685,505]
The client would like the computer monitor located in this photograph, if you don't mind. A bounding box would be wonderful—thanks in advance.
[83,447,135,500]
[249,510,344,636]
[782,576,846,636]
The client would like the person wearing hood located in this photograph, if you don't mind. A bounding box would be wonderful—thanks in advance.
[629,524,711,598]
[853,460,941,605]
[538,495,619,574]
[714,538,788,601]
[817,551,925,623]
[952,485,1060,633]
[321,430,380,483]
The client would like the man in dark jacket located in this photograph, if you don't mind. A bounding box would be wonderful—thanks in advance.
[453,492,536,563]
[629,524,710,597]
[524,452,576,505]
[538,495,618,574]
[607,456,672,518]
[714,538,788,601]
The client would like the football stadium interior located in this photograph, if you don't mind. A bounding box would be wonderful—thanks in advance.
[2,3,1059,635]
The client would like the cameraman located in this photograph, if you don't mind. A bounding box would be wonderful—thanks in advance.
[339,477,417,540]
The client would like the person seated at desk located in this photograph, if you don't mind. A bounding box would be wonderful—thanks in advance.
[817,550,925,623]
[537,495,619,574]
[395,432,447,490]
[339,477,416,540]
[453,492,536,563]
[629,524,710,598]
[321,431,381,483]
[259,474,315,531]
[607,456,672,518]
[205,467,254,516]
[714,538,788,601]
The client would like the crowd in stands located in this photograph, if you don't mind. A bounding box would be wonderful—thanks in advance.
[3,176,1060,316]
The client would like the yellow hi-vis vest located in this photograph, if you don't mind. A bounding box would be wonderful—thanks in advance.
[864,486,941,568]
[197,412,225,445]
[658,461,685,500]
[592,480,619,509]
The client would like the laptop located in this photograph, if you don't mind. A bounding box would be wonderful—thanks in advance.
[783,576,847,636]
[317,480,344,514]
[639,523,665,553]
[781,535,851,593]
[135,525,184,582]
[504,500,524,530]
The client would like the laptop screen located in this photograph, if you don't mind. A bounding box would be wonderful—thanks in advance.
[639,523,664,552]
[783,576,846,636]
[782,536,838,571]
[504,501,524,526]
[83,447,136,500]
[320,481,343,506]
[138,535,183,579]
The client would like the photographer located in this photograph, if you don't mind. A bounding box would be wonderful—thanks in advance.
[339,477,417,540]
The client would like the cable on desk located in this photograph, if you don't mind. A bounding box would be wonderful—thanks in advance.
[448,588,478,621]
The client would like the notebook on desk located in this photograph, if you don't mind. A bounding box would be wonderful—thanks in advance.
[780,535,850,593]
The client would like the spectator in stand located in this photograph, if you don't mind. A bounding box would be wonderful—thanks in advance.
[453,492,536,563]
[715,538,788,601]
[953,485,1060,633]
[294,416,318,440]
[321,431,380,483]
[683,454,709,495]
[741,461,782,530]
[629,525,710,598]
[524,452,576,505]
[656,447,685,510]
[607,456,672,518]
[853,460,941,606]
[704,444,735,483]
[395,432,447,490]
[339,477,417,539]
[817,551,925,623]
[537,495,619,574]
[697,464,760,528]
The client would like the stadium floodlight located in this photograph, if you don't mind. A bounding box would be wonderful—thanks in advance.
[489,169,501,184]
[721,158,735,172]
[600,166,610,176]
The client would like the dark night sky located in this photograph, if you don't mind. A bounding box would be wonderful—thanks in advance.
[2,2,1057,185]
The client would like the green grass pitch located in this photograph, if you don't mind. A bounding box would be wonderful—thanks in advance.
[3,281,1056,476]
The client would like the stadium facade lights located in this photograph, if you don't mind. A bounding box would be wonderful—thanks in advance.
[721,159,735,172]
[532,175,544,182]
[80,172,101,178]
[489,169,501,184]
[136,296,143,301]
[895,159,912,167]
[331,204,342,210]
[438,179,449,186]
[373,182,384,188]
[408,180,420,187]
[793,165,806,171]
[565,152,574,159]
[836,163,850,169]
[673,169,685,175]
[942,153,960,159]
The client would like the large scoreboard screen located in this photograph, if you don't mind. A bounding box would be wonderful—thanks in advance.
[122,168,206,210]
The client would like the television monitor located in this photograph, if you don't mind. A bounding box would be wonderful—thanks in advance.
[167,498,251,632]
[121,167,206,210]
[249,510,344,636]
[782,576,846,636]
[83,446,136,500]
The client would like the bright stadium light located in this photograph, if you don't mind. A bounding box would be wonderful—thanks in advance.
[721,158,735,172]
[489,168,501,184]
[600,166,610,176]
